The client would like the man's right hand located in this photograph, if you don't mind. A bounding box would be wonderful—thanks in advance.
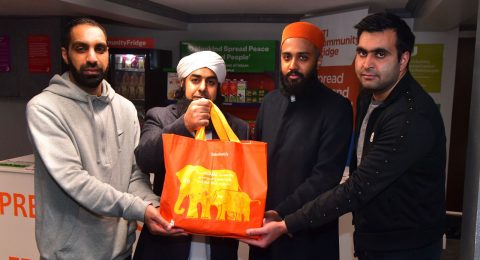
[144,205,187,236]
[184,98,212,132]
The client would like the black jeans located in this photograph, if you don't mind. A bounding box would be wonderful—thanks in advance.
[356,238,442,260]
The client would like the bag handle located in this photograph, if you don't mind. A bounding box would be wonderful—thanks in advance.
[195,100,240,142]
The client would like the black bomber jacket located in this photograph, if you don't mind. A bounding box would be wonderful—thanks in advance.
[285,72,446,251]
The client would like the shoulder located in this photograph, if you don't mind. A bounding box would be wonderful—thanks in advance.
[316,84,353,112]
[27,91,62,114]
[112,94,137,116]
[145,104,177,119]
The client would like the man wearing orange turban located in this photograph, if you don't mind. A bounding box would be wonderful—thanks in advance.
[245,21,353,259]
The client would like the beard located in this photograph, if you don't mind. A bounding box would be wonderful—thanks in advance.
[281,68,317,97]
[68,57,108,89]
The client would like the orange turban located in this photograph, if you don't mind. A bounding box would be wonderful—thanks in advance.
[281,21,325,51]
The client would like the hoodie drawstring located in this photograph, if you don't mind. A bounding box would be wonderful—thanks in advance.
[87,96,101,164]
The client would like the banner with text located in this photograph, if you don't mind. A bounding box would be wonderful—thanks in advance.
[108,37,155,49]
[180,41,277,73]
[304,8,368,115]
[410,44,444,93]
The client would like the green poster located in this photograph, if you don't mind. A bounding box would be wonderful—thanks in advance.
[410,44,444,93]
[180,41,277,73]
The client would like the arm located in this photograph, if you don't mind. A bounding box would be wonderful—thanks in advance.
[134,107,192,174]
[275,100,353,217]
[243,107,437,246]
[27,103,147,221]
[135,100,212,174]
[284,108,437,233]
[128,115,160,207]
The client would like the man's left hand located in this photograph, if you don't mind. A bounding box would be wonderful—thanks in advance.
[240,220,288,248]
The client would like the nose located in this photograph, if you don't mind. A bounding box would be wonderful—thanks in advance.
[288,57,299,71]
[363,54,374,69]
[86,48,98,64]
[198,79,207,91]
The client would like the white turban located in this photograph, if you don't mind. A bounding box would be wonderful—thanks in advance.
[176,51,227,83]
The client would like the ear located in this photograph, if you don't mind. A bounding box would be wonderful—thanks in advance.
[399,51,410,72]
[61,47,68,65]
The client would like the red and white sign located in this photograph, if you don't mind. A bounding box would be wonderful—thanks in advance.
[107,37,154,49]
[304,9,368,117]
[27,35,51,73]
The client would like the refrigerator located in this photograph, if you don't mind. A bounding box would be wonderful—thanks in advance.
[108,48,172,125]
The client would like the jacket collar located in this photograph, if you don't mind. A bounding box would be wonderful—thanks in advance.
[360,71,414,109]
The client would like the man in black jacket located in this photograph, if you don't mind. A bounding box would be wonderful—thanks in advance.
[243,13,446,260]
[133,51,249,260]
[248,21,353,260]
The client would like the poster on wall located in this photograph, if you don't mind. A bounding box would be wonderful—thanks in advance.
[410,44,444,93]
[304,8,368,115]
[0,35,11,72]
[180,40,277,73]
[27,35,51,73]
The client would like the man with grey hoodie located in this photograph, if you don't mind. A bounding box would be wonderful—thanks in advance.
[26,18,181,260]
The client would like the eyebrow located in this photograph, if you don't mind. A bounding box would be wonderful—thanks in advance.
[70,41,107,47]
[282,51,311,55]
[356,47,391,54]
[189,74,218,81]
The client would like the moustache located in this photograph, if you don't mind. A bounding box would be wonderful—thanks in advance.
[286,70,304,79]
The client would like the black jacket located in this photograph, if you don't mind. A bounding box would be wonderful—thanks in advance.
[133,102,249,260]
[251,81,353,260]
[285,72,446,252]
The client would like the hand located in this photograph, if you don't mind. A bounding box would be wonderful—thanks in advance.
[184,98,212,132]
[240,220,288,248]
[264,210,282,223]
[144,205,187,236]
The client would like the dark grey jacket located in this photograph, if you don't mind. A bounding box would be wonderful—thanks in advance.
[133,102,249,260]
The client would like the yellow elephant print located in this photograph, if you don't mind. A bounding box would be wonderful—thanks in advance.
[211,189,260,222]
[174,165,240,219]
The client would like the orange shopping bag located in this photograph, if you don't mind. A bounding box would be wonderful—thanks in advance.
[160,101,267,238]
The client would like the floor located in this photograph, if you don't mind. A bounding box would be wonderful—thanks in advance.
[441,239,460,260]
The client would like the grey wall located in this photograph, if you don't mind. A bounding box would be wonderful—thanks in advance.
[0,17,62,98]
[0,17,63,160]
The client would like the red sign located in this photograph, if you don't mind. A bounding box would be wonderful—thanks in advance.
[318,64,361,119]
[107,37,154,49]
[27,35,51,73]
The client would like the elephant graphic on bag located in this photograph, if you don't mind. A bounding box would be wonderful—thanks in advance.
[174,165,240,219]
[211,189,260,222]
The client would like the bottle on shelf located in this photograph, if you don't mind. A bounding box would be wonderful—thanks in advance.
[230,79,238,103]
[221,79,230,102]
[258,80,265,103]
[237,79,247,103]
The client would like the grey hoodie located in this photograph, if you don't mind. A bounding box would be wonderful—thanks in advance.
[26,72,159,260]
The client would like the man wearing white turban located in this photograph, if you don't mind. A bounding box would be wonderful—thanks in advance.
[133,51,249,260]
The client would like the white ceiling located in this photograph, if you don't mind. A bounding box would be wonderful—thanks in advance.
[147,0,408,15]
[0,0,477,31]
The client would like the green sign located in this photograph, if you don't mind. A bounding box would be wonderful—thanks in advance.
[410,44,444,93]
[180,40,277,73]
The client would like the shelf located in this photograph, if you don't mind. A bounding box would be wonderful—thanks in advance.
[114,67,145,72]
[222,102,261,107]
